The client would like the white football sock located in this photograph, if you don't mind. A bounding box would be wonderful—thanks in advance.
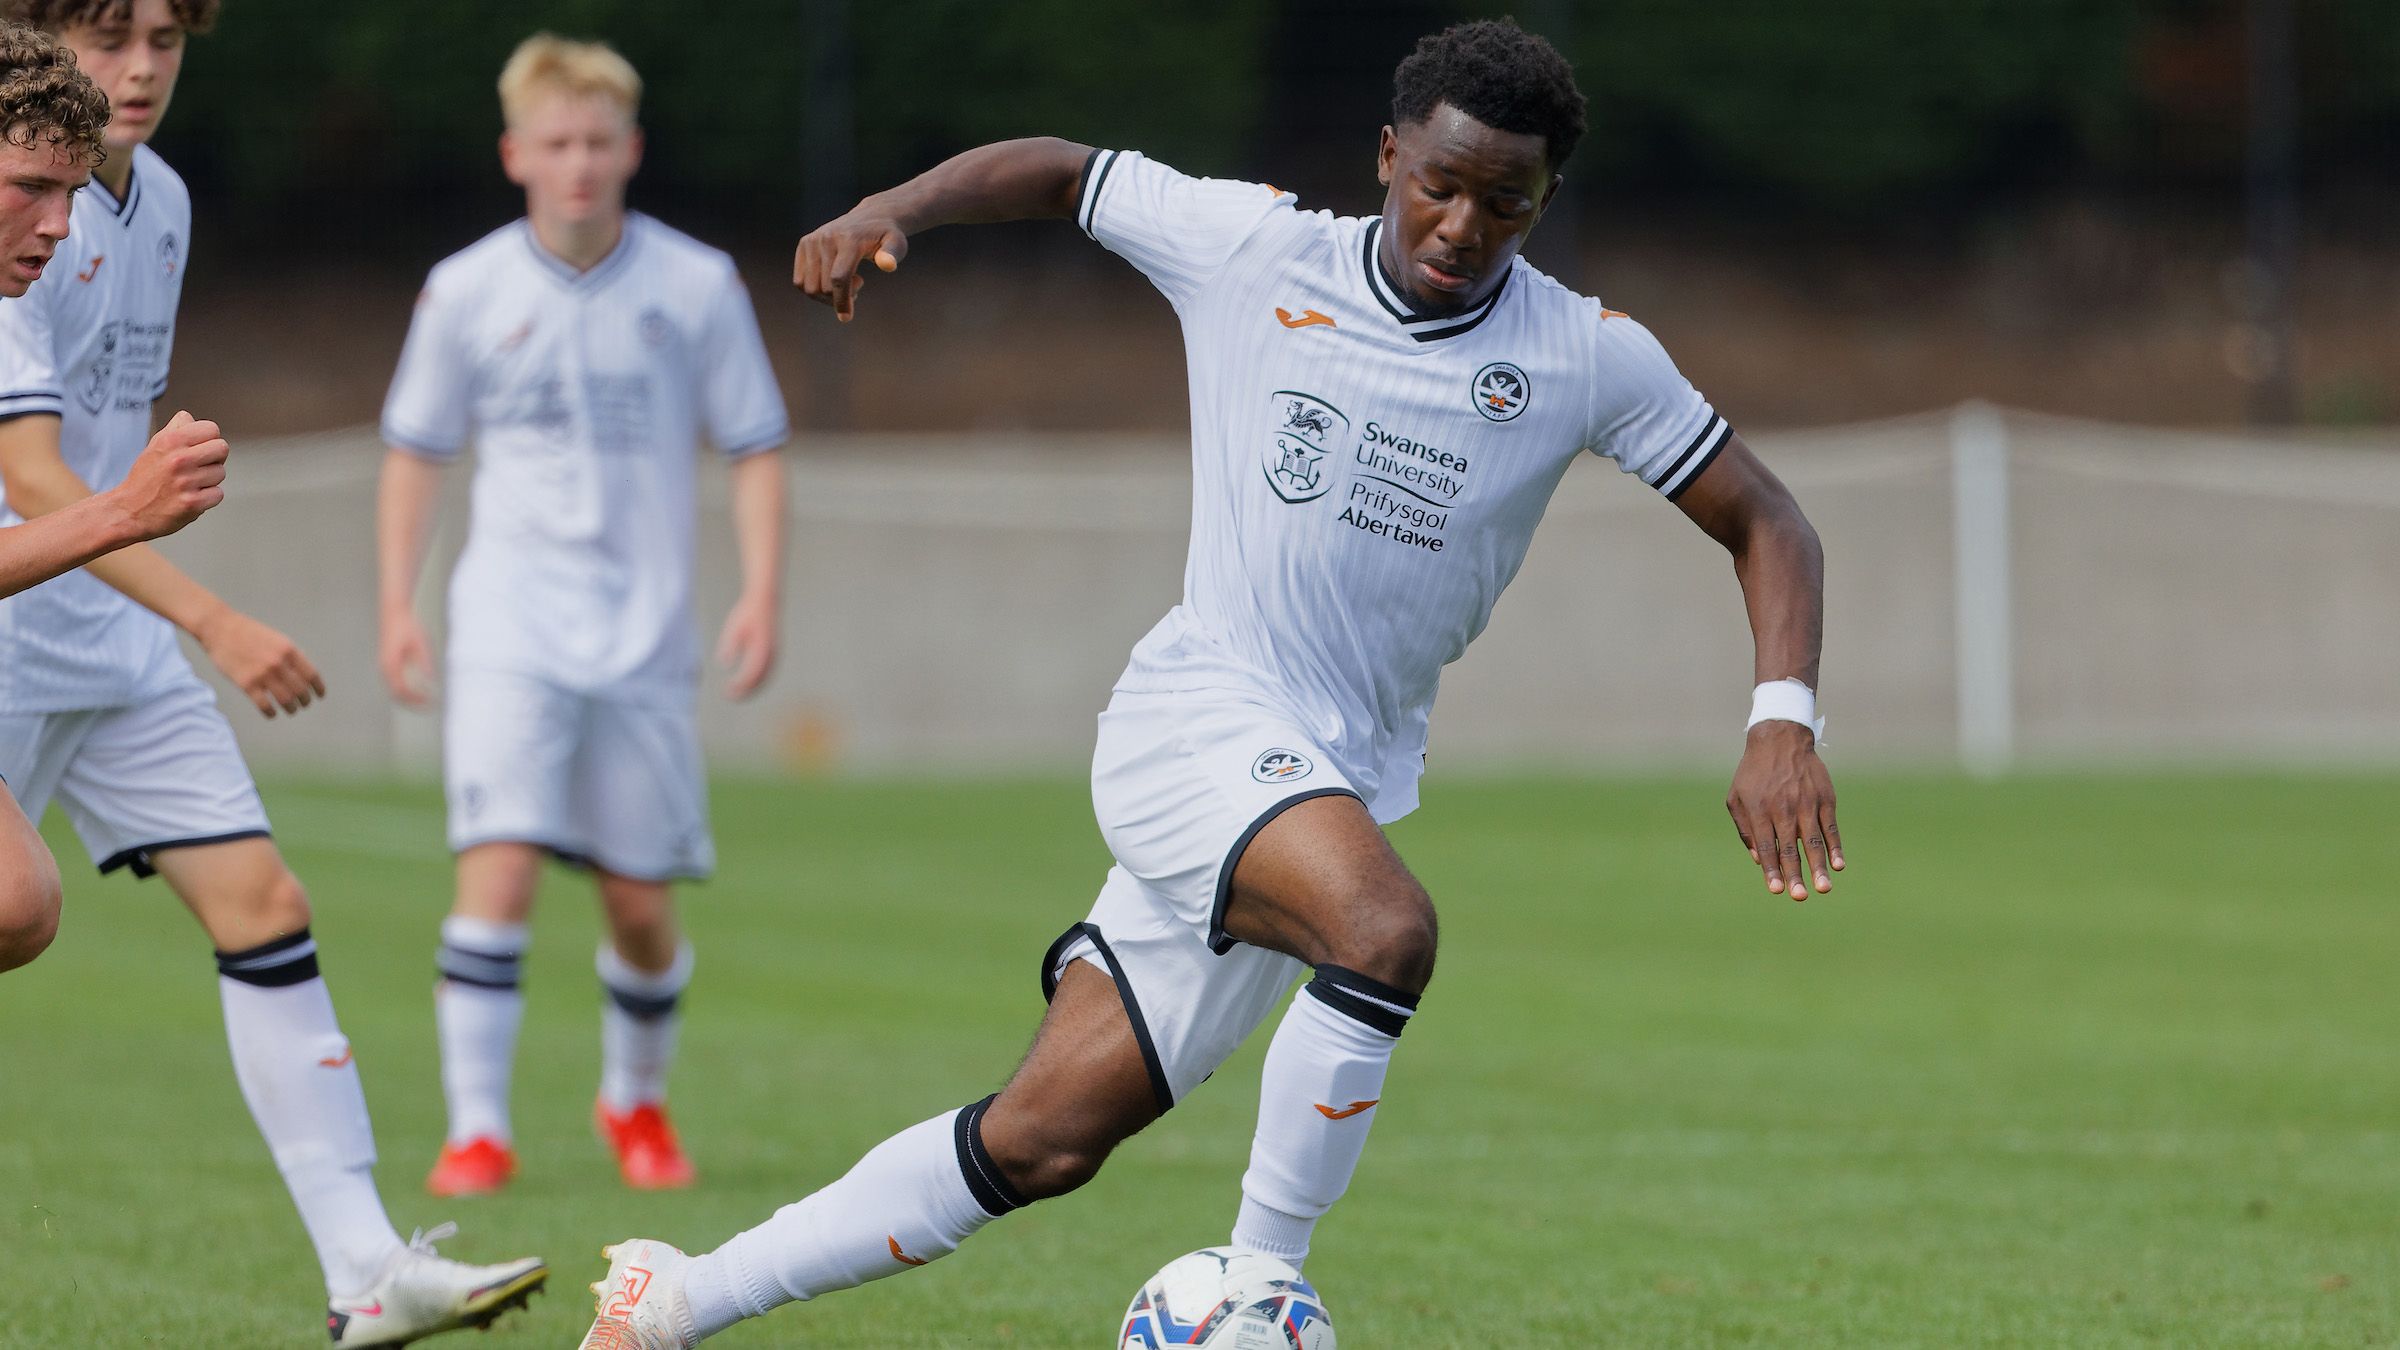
[435,916,528,1145]
[598,940,692,1111]
[681,1096,1025,1337]
[1233,964,1417,1269]
[216,930,405,1298]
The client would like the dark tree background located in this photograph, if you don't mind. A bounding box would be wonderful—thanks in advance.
[150,0,2400,264]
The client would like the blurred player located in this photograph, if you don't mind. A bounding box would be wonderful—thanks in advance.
[0,4,547,1343]
[376,35,788,1199]
[581,20,1842,1348]
[0,17,224,974]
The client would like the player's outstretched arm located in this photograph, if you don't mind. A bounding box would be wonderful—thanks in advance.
[0,782,63,974]
[0,411,324,718]
[375,447,447,708]
[794,136,1092,320]
[0,411,227,599]
[1672,434,1843,899]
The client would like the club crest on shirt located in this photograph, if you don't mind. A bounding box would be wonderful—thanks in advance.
[1252,747,1314,783]
[157,232,179,279]
[638,306,675,349]
[1471,361,1530,421]
[76,321,119,414]
[1263,390,1348,504]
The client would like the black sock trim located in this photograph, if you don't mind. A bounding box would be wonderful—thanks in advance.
[101,829,272,879]
[602,984,680,1019]
[953,1093,1028,1217]
[216,927,321,987]
[1306,963,1419,1038]
[1208,788,1362,956]
[1040,921,1174,1114]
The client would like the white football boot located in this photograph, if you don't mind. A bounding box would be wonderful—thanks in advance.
[576,1238,701,1350]
[326,1223,548,1346]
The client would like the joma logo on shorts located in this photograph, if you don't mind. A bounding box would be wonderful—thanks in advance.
[1252,749,1313,783]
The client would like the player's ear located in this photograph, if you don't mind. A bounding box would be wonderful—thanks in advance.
[624,124,645,176]
[1540,172,1562,213]
[1376,126,1398,186]
[498,130,526,186]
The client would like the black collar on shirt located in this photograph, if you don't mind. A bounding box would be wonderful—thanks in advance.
[90,158,141,224]
[1360,217,1507,344]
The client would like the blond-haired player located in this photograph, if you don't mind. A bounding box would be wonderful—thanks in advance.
[378,34,789,1199]
[0,19,225,973]
[0,4,547,1344]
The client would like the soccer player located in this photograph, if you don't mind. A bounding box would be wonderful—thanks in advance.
[580,20,1841,1347]
[0,17,225,974]
[376,35,789,1200]
[0,3,548,1343]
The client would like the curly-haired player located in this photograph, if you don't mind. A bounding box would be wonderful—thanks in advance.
[0,18,226,968]
[0,3,548,1344]
[580,18,1843,1346]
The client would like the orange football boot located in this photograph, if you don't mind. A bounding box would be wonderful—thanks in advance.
[596,1100,697,1190]
[425,1136,517,1197]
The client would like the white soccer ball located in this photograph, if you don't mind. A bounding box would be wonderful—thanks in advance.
[1118,1247,1335,1349]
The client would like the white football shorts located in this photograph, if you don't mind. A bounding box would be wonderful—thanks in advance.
[0,670,271,877]
[443,669,712,882]
[1045,688,1365,1112]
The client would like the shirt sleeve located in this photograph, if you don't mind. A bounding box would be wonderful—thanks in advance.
[1076,148,1293,309]
[1584,306,1730,501]
[380,274,473,458]
[697,264,788,457]
[0,276,65,421]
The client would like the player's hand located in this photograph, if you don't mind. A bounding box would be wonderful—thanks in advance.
[716,591,777,701]
[379,606,436,709]
[793,209,907,322]
[1726,720,1842,898]
[112,411,227,542]
[195,606,325,718]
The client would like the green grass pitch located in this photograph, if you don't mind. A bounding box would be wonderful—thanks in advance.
[4,772,2397,1348]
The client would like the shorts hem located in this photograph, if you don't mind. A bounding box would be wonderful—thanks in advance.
[1206,788,1362,956]
[99,829,272,880]
[449,833,709,884]
[1041,920,1175,1114]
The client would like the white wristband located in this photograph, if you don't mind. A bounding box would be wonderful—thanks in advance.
[1747,678,1825,746]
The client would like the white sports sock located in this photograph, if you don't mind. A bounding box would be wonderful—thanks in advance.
[1233,965,1417,1269]
[681,1096,1024,1337]
[435,916,529,1145]
[216,931,405,1298]
[597,940,692,1111]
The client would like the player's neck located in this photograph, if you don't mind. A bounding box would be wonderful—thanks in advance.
[526,209,626,274]
[92,145,137,201]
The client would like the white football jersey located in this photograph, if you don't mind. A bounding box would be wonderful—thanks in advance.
[0,145,192,713]
[1082,150,1730,821]
[382,213,788,698]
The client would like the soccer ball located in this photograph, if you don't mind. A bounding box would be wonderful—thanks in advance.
[1119,1247,1334,1348]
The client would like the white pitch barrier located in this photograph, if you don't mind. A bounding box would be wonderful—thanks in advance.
[148,411,2400,775]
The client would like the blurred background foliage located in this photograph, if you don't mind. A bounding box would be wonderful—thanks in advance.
[151,0,2398,255]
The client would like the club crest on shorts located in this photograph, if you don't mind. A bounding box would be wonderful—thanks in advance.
[1263,390,1348,504]
[1252,748,1314,783]
[1471,361,1530,421]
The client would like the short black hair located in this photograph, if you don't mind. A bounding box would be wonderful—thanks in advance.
[1391,18,1586,171]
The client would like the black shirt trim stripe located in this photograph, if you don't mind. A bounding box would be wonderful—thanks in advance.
[1658,418,1734,501]
[1078,148,1122,238]
[1359,218,1508,344]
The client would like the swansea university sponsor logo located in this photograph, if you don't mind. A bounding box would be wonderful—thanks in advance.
[1337,419,1466,554]
[1471,361,1530,421]
[1263,390,1347,504]
[1252,748,1314,783]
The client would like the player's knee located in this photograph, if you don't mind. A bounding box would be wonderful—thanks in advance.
[257,868,313,933]
[988,1130,1116,1202]
[1330,888,1438,995]
[0,868,62,973]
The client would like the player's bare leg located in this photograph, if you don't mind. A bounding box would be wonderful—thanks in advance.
[1214,794,1433,1270]
[0,788,62,972]
[594,870,698,1188]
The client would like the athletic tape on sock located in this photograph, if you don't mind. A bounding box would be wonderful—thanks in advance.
[952,1094,1028,1218]
[597,940,694,1019]
[436,916,528,990]
[1304,963,1419,1038]
[216,929,321,987]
